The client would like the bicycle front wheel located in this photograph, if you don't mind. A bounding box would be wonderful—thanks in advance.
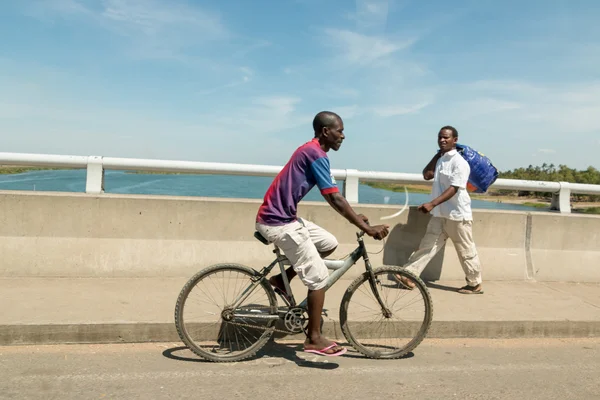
[174,263,278,363]
[340,266,433,359]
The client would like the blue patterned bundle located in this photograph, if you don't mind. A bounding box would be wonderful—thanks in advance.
[456,143,498,193]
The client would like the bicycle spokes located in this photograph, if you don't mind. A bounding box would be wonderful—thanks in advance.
[176,265,277,361]
[340,267,433,359]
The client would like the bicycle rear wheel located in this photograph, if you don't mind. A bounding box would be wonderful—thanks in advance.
[174,263,278,363]
[340,266,433,359]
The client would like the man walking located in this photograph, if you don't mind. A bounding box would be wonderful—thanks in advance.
[255,111,390,356]
[395,126,483,294]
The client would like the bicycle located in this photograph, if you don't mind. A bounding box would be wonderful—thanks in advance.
[174,223,434,363]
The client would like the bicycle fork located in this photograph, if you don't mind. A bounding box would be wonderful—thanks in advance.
[361,245,393,319]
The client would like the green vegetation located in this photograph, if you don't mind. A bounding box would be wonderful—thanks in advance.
[0,166,64,174]
[363,182,432,194]
[577,207,600,215]
[499,163,599,184]
[125,171,186,175]
[498,163,600,202]
[366,163,600,205]
[521,202,549,208]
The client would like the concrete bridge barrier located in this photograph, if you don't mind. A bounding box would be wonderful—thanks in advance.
[0,191,598,282]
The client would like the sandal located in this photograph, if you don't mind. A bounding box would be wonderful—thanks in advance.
[457,285,484,295]
[304,343,347,357]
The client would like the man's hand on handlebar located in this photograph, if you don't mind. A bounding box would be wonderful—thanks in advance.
[366,224,390,240]
[359,214,389,240]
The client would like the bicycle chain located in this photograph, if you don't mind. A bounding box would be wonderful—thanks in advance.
[227,320,302,335]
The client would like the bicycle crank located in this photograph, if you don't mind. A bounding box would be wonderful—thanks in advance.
[225,307,324,336]
[283,307,309,334]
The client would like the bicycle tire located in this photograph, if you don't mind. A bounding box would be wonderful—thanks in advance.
[339,266,433,359]
[174,263,278,363]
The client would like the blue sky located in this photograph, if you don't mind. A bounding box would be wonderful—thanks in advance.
[1,0,599,173]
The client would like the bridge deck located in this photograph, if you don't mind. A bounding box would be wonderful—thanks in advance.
[1,277,599,345]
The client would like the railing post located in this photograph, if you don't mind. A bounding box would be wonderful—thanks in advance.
[343,169,359,204]
[551,182,571,214]
[85,156,105,194]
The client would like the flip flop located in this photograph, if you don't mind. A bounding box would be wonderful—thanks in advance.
[457,285,484,295]
[304,343,347,357]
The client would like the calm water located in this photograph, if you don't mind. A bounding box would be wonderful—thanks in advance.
[0,169,541,212]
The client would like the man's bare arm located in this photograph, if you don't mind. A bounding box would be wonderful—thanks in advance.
[422,152,441,180]
[322,192,388,239]
[419,186,458,213]
[431,186,458,207]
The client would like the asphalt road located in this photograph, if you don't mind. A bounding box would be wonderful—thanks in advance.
[1,338,599,399]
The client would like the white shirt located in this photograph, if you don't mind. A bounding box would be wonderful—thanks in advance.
[431,149,472,221]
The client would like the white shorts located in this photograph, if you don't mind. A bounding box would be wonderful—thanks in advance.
[255,218,338,291]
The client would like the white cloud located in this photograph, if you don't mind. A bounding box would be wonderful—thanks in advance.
[373,101,431,117]
[24,0,230,60]
[239,67,253,81]
[195,66,255,94]
[6,1,599,172]
[251,96,301,116]
[349,0,391,31]
[457,98,522,117]
[455,80,600,134]
[338,88,360,98]
[465,80,541,94]
[102,0,229,60]
[229,40,271,59]
[26,0,91,17]
[34,0,227,37]
[332,105,361,119]
[323,29,415,66]
[197,95,311,142]
[365,1,387,14]
[0,77,310,164]
[101,0,225,35]
[537,149,556,154]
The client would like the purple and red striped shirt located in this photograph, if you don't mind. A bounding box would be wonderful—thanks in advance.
[256,138,339,226]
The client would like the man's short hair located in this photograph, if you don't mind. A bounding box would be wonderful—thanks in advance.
[440,125,458,138]
[313,111,341,136]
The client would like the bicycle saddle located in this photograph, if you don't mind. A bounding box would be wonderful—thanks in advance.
[253,231,269,245]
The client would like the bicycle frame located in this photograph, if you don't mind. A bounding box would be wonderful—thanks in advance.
[229,231,391,320]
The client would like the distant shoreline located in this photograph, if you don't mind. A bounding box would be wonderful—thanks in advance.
[362,182,600,214]
[2,167,598,214]
[1,167,216,176]
[0,166,64,174]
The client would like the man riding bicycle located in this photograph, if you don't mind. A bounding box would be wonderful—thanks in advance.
[255,111,390,356]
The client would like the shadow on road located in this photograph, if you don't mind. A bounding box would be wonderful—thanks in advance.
[339,350,415,360]
[162,341,415,368]
[161,342,342,370]
[425,281,460,293]
[162,346,207,363]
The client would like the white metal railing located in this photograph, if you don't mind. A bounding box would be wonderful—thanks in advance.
[1,152,600,214]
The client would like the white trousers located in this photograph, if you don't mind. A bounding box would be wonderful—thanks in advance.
[404,217,483,286]
[255,218,338,291]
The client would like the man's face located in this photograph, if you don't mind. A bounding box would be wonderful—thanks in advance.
[324,118,345,151]
[438,129,457,153]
